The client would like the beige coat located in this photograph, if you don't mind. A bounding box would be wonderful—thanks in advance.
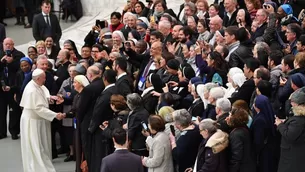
[143,132,174,172]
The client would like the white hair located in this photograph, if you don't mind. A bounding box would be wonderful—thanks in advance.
[112,30,126,42]
[209,87,225,100]
[216,98,231,113]
[159,20,171,29]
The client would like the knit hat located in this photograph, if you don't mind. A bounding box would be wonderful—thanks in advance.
[291,73,305,88]
[291,87,305,105]
[280,4,293,15]
[20,57,33,66]
[75,63,86,75]
[166,59,180,71]
[263,2,278,12]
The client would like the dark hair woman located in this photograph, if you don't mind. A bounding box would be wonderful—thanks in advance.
[206,51,229,86]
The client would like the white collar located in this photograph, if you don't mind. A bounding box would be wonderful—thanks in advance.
[42,11,49,16]
[141,86,154,97]
[115,148,128,151]
[117,72,127,80]
[104,83,115,91]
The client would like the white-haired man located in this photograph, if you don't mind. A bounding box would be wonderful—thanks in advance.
[20,69,65,172]
[215,98,232,133]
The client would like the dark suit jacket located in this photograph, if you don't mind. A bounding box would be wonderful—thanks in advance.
[88,85,117,134]
[223,10,238,27]
[230,78,256,106]
[0,23,5,51]
[188,99,204,117]
[101,149,143,172]
[32,13,62,43]
[251,22,267,41]
[116,74,133,97]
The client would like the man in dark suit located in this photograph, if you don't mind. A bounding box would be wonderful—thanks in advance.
[88,69,117,172]
[78,65,105,167]
[251,9,268,42]
[223,0,238,27]
[113,57,133,97]
[32,0,62,46]
[100,128,143,172]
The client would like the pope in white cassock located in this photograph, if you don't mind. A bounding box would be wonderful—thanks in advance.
[20,69,65,172]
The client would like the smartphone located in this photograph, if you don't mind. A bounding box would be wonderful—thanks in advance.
[104,34,112,39]
[192,117,197,121]
[170,125,175,136]
[5,50,12,57]
[96,20,106,28]
[141,121,149,132]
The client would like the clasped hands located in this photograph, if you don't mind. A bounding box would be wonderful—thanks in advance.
[56,113,66,120]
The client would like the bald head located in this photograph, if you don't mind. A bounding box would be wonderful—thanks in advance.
[87,65,100,81]
[209,16,223,33]
[57,49,70,63]
[150,42,162,56]
[3,38,14,51]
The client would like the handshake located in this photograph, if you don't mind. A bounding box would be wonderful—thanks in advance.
[56,113,66,120]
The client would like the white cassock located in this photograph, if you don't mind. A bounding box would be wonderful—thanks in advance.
[20,80,57,172]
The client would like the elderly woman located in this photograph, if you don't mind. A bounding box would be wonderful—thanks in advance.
[188,81,204,118]
[203,86,225,120]
[226,108,256,172]
[215,98,232,133]
[197,82,218,110]
[170,109,202,172]
[35,40,46,56]
[196,0,209,19]
[275,88,305,172]
[125,93,149,157]
[225,67,244,98]
[185,119,229,172]
[142,115,174,172]
[60,75,89,170]
[158,105,181,139]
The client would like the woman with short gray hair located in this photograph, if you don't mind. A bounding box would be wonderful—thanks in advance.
[170,109,202,172]
[185,119,229,172]
[125,93,149,156]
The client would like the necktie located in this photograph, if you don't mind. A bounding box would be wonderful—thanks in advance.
[45,15,50,26]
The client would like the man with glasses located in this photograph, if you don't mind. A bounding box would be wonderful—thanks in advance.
[251,9,268,41]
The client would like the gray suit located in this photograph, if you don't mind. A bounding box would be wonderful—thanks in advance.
[100,149,143,172]
[143,132,174,172]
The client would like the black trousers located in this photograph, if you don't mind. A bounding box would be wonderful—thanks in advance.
[0,92,22,137]
[15,7,25,23]
[0,0,6,23]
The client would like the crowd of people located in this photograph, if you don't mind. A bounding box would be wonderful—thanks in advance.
[1,0,305,172]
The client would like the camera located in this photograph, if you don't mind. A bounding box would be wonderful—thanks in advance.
[5,50,12,57]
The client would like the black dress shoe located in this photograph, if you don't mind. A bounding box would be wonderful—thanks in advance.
[52,154,58,159]
[12,135,19,140]
[0,22,7,26]
[0,135,7,139]
[64,155,74,162]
